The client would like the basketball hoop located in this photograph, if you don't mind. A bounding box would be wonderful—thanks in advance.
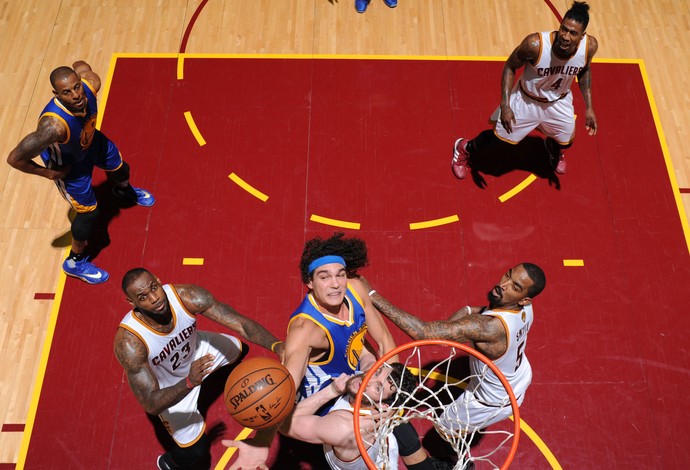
[353,340,521,470]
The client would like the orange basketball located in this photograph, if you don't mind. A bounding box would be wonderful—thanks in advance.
[224,356,296,430]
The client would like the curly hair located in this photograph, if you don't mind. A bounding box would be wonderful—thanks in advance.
[299,232,368,283]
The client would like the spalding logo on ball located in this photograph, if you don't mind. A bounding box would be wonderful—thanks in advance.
[224,356,295,430]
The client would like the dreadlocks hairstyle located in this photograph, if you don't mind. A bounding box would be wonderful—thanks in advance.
[299,232,369,283]
[564,1,591,31]
[521,263,546,298]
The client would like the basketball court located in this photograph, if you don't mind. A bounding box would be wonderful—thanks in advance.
[12,54,690,469]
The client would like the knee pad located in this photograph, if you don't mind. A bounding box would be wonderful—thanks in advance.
[170,434,210,467]
[393,421,422,457]
[71,207,100,241]
[109,160,130,184]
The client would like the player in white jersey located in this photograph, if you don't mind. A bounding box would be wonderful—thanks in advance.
[363,263,546,432]
[224,363,450,470]
[114,268,283,470]
[451,1,598,178]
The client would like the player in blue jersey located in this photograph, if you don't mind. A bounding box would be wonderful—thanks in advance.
[6,60,155,284]
[283,232,397,405]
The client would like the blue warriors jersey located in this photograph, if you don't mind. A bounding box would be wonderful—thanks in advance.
[289,283,368,400]
[39,79,100,168]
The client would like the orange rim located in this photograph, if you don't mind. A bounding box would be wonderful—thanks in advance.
[353,339,520,470]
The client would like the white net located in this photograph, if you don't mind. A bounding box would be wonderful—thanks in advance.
[354,340,520,470]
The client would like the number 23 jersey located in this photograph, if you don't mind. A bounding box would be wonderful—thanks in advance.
[119,284,198,388]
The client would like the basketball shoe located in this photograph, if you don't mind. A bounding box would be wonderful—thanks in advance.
[112,185,156,206]
[451,138,471,179]
[355,0,370,12]
[156,453,175,470]
[62,256,109,284]
[384,0,398,7]
[544,138,567,174]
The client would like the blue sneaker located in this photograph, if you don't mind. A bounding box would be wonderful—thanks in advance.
[113,185,155,207]
[384,0,397,7]
[62,256,109,284]
[355,0,370,13]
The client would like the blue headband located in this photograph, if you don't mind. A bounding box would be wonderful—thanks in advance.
[308,255,346,274]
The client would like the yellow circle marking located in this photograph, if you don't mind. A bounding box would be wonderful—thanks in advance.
[499,174,537,202]
[410,214,459,230]
[310,214,361,230]
[229,173,269,202]
[183,111,206,146]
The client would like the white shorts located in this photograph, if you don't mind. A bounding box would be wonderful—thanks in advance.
[159,331,243,446]
[492,87,575,145]
[437,389,525,433]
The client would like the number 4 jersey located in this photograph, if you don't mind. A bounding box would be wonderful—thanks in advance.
[119,284,198,388]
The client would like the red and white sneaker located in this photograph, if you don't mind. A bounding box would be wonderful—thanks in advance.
[451,138,471,179]
[545,138,567,174]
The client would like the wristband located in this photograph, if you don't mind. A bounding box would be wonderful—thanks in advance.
[368,289,377,297]
[271,341,283,353]
[185,376,194,389]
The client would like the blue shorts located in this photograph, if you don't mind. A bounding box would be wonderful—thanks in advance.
[41,131,123,213]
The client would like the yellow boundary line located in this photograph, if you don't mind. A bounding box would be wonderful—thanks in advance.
[15,248,70,469]
[637,60,690,254]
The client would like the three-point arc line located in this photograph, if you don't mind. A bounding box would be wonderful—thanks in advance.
[183,111,206,146]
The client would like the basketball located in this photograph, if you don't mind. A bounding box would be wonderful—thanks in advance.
[224,356,295,430]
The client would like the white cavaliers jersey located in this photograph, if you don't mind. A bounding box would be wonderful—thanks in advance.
[323,396,399,470]
[519,31,589,102]
[469,304,533,404]
[119,284,198,388]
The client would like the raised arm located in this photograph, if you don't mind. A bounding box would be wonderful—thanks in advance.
[6,117,70,179]
[349,277,397,357]
[175,284,281,353]
[578,35,599,135]
[369,291,503,346]
[72,60,101,93]
[113,327,210,415]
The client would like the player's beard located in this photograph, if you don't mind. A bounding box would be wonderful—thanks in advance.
[140,300,172,324]
[487,285,502,308]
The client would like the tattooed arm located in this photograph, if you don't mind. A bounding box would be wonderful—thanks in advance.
[369,291,502,347]
[7,116,71,180]
[113,327,213,415]
[175,284,281,353]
